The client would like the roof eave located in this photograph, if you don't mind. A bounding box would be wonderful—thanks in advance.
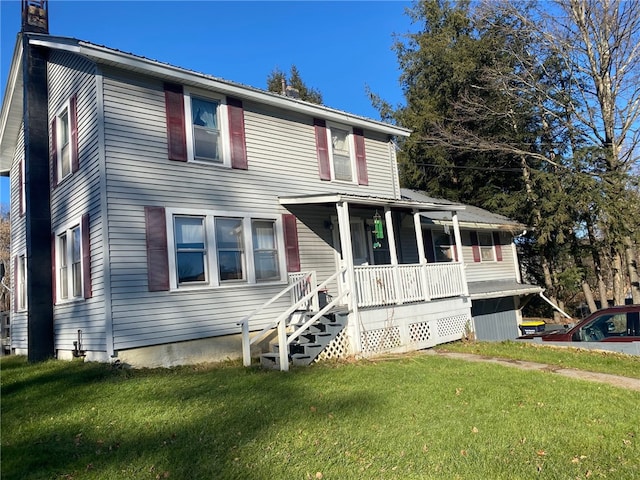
[279,193,465,212]
[28,35,412,138]
[0,34,24,175]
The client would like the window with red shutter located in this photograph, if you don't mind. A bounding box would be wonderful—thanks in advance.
[470,231,481,263]
[227,97,248,170]
[145,206,170,292]
[493,232,503,262]
[352,127,368,185]
[314,118,331,181]
[164,83,188,162]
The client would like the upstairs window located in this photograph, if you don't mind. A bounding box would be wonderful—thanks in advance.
[330,127,353,181]
[470,231,503,263]
[314,119,368,185]
[51,95,79,187]
[164,84,248,169]
[191,97,221,162]
[478,232,495,262]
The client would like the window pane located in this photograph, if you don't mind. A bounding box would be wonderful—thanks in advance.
[177,252,206,283]
[18,256,26,309]
[333,154,352,181]
[72,262,82,297]
[252,220,279,281]
[193,127,220,161]
[175,217,207,284]
[478,232,494,261]
[191,98,218,129]
[434,233,453,262]
[216,218,244,281]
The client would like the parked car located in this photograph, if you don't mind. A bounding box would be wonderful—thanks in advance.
[518,305,640,343]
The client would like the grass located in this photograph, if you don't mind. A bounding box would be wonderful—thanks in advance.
[435,340,640,379]
[1,347,639,480]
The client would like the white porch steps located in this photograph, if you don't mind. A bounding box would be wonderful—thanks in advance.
[260,311,347,369]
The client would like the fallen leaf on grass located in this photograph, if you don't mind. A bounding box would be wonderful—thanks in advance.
[471,427,478,434]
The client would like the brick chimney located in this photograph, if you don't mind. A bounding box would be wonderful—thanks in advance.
[22,0,49,34]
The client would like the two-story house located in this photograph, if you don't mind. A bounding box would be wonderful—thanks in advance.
[1,7,540,369]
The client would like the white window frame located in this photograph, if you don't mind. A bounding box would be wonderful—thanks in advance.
[326,122,357,184]
[184,89,232,167]
[477,231,496,262]
[16,254,27,311]
[54,99,73,183]
[165,208,287,291]
[55,219,84,303]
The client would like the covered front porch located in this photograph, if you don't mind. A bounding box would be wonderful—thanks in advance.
[240,193,473,370]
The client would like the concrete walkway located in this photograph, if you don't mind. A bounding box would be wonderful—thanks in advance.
[425,350,640,392]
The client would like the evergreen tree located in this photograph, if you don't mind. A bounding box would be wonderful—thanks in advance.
[266,65,323,104]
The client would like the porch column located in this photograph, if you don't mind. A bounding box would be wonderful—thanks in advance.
[413,209,431,302]
[336,201,361,353]
[384,207,402,305]
[451,211,469,296]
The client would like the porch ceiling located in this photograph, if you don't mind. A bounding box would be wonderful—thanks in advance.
[279,193,465,212]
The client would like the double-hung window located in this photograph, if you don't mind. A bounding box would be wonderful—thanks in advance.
[52,95,78,186]
[58,109,72,178]
[190,96,222,162]
[16,255,26,311]
[478,232,496,262]
[330,126,353,182]
[174,216,207,284]
[57,224,82,300]
[215,217,245,282]
[252,220,279,281]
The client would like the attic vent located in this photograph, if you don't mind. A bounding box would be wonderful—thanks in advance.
[22,0,49,34]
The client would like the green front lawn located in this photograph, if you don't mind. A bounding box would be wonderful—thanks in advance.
[2,348,639,480]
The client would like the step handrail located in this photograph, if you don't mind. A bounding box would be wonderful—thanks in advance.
[286,291,349,346]
[239,268,347,367]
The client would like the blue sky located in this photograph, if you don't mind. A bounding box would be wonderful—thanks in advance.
[0,0,414,207]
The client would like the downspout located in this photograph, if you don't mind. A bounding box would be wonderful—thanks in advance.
[539,292,572,319]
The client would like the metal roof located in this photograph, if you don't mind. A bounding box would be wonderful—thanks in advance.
[279,192,466,212]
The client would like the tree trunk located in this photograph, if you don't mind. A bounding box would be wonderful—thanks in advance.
[611,249,625,305]
[624,236,640,304]
[581,281,598,313]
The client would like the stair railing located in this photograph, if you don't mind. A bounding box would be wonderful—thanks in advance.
[238,268,347,369]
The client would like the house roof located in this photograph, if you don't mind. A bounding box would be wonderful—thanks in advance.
[401,189,525,232]
[1,33,412,174]
[467,280,543,300]
[279,192,466,212]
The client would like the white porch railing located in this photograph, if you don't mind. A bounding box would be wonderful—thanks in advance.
[354,263,465,307]
[238,269,348,371]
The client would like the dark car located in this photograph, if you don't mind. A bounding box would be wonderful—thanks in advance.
[519,304,640,343]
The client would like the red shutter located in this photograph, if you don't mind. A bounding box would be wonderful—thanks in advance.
[145,206,170,291]
[493,232,503,262]
[13,256,18,313]
[352,127,368,185]
[51,235,57,305]
[164,83,188,162]
[470,231,481,263]
[82,214,92,299]
[50,118,58,189]
[70,94,79,173]
[227,96,248,170]
[423,229,435,263]
[282,214,300,272]
[314,118,331,181]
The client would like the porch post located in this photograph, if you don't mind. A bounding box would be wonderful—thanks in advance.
[336,201,361,354]
[384,207,402,304]
[451,211,469,296]
[413,210,431,302]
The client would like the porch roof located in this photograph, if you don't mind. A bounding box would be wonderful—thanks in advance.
[279,193,465,212]
[467,280,543,300]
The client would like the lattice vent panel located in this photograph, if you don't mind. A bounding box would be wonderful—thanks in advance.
[437,314,469,337]
[316,330,350,362]
[360,326,401,353]
[409,321,432,343]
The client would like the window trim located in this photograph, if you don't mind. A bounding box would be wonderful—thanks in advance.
[54,218,86,303]
[183,90,232,167]
[165,208,287,291]
[326,121,357,184]
[52,96,78,185]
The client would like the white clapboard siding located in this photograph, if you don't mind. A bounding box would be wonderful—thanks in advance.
[99,65,402,350]
[8,127,27,350]
[460,230,518,282]
[48,51,107,352]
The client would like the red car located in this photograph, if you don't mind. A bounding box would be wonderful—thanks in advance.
[519,305,640,343]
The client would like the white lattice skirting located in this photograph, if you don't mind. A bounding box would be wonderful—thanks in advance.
[316,329,350,362]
